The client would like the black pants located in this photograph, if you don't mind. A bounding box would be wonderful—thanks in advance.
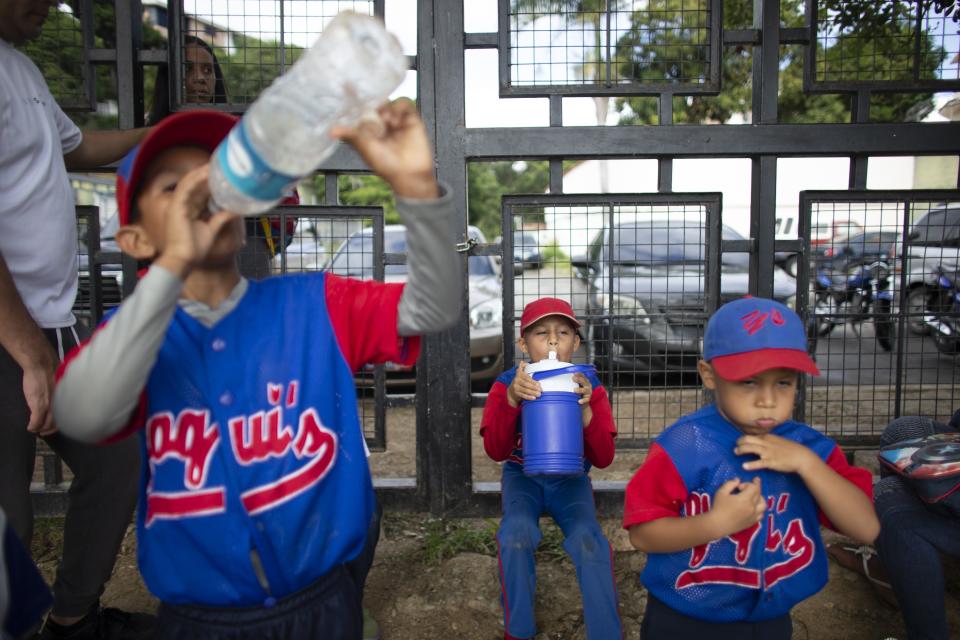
[875,416,960,640]
[0,323,140,617]
[157,499,382,639]
[158,564,363,640]
[641,594,792,640]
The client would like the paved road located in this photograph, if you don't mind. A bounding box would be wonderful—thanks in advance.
[513,266,959,389]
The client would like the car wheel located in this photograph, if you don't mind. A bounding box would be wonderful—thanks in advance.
[783,254,799,278]
[813,291,836,337]
[905,286,931,336]
[874,298,896,352]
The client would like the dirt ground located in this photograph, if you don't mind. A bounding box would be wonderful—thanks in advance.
[31,513,960,640]
[29,403,960,639]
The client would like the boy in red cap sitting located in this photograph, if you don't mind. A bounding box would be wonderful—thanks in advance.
[623,297,879,639]
[481,297,622,639]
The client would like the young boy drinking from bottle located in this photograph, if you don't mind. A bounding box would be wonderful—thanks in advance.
[52,100,460,639]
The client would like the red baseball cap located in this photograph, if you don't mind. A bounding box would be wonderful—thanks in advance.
[520,297,581,334]
[116,110,238,226]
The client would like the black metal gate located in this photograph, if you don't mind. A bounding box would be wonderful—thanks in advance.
[27,0,960,517]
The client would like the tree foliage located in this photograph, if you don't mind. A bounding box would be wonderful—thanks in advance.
[24,4,165,128]
[468,161,552,240]
[614,0,941,125]
[821,0,960,36]
[217,34,304,104]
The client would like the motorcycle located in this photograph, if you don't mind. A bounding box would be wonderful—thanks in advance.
[924,266,960,355]
[812,257,896,351]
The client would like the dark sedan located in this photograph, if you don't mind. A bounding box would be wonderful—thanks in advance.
[513,231,544,270]
[572,221,798,378]
[815,230,898,272]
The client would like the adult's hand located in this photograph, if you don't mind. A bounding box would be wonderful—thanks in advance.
[0,254,58,435]
[23,359,56,436]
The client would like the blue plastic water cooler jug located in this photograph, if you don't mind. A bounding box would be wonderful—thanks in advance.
[521,352,596,476]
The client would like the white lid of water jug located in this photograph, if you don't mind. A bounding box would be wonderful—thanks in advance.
[525,349,573,375]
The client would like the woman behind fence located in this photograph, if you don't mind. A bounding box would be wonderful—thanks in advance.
[148,34,295,280]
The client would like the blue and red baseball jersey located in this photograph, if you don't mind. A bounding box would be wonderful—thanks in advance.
[623,404,872,622]
[81,272,416,607]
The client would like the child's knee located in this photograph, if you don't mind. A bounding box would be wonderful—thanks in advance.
[874,475,921,525]
[497,517,541,551]
[563,523,608,560]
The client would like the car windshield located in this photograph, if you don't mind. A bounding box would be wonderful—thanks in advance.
[328,229,495,277]
[607,223,748,268]
[514,232,536,246]
[911,208,960,245]
[850,232,897,251]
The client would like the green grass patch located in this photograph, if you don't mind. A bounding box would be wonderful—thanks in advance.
[542,241,570,272]
[384,514,569,566]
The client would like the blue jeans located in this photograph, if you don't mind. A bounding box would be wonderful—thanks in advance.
[496,463,622,639]
[874,417,960,640]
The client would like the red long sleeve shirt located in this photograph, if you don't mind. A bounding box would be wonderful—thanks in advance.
[479,374,617,469]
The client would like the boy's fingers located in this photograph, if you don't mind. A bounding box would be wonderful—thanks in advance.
[717,478,740,495]
[381,97,417,122]
[172,166,212,219]
[329,124,354,141]
[206,211,241,236]
[735,441,763,457]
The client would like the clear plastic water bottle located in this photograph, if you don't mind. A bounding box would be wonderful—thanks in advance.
[208,12,407,215]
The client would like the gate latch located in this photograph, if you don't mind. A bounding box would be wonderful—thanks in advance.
[456,237,478,253]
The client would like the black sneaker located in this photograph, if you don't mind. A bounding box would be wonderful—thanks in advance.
[38,605,157,640]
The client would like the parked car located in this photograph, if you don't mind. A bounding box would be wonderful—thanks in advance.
[811,218,863,247]
[775,251,800,277]
[815,230,898,271]
[572,220,798,378]
[513,231,543,270]
[273,220,327,273]
[326,224,503,384]
[890,205,960,335]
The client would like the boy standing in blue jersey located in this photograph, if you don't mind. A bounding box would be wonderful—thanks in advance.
[481,297,622,640]
[623,297,879,639]
[51,102,460,639]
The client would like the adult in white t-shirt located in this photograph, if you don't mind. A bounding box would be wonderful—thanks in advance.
[0,2,153,637]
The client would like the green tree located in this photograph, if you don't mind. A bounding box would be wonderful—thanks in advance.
[218,34,303,104]
[468,161,552,240]
[614,0,758,125]
[24,4,166,128]
[820,0,960,35]
[310,174,400,224]
[511,1,628,128]
[614,0,942,125]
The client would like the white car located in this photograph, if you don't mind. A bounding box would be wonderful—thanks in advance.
[273,220,328,273]
[326,224,503,384]
[890,206,960,334]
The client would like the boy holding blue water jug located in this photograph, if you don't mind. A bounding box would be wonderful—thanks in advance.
[480,297,622,640]
[623,297,879,639]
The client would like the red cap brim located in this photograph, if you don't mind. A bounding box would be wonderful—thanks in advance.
[710,348,820,381]
[118,110,238,225]
[520,311,581,335]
